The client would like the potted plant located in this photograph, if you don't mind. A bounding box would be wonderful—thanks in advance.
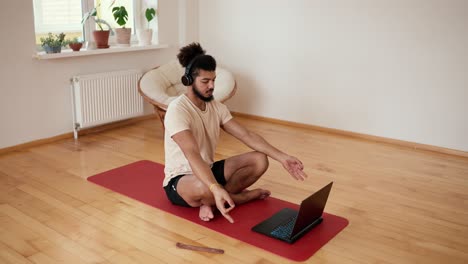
[67,37,83,51]
[40,32,67,54]
[82,5,114,49]
[112,5,131,46]
[137,7,156,46]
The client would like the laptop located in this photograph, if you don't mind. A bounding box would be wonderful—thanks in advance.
[251,182,333,243]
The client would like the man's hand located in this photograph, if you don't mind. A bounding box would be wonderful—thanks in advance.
[211,185,236,223]
[281,155,308,181]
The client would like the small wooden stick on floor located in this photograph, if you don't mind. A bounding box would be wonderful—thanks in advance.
[176,242,224,254]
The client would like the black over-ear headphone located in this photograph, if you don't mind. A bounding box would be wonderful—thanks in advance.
[181,55,201,86]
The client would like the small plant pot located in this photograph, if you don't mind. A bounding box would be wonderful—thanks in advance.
[137,29,153,46]
[93,30,110,49]
[43,45,62,54]
[69,43,83,52]
[116,28,132,46]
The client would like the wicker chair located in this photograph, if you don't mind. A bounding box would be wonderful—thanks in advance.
[138,60,237,127]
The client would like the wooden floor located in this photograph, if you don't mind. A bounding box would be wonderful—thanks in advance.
[1,116,467,264]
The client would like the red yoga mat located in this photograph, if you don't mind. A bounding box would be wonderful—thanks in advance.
[88,160,348,261]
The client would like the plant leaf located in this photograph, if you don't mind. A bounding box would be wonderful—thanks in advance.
[112,6,129,27]
[145,8,156,23]
[81,8,97,24]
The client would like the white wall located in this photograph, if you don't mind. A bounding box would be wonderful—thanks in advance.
[0,0,199,149]
[199,0,468,152]
[2,0,467,153]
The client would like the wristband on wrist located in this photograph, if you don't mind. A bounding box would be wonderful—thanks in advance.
[209,183,221,192]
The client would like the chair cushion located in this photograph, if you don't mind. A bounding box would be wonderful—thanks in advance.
[140,60,236,109]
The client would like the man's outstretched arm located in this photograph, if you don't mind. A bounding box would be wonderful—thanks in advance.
[222,119,308,181]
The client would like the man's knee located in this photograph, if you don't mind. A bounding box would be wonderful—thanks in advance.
[178,176,212,206]
[191,180,211,198]
[252,151,269,174]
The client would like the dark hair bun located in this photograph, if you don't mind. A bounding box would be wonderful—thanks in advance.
[177,42,206,67]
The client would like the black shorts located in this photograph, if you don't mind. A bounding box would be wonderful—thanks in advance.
[163,160,226,207]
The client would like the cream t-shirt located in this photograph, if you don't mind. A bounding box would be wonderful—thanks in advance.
[163,94,233,186]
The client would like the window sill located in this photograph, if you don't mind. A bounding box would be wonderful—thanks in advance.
[33,43,170,60]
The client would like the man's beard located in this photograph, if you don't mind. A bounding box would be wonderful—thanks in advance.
[193,83,214,102]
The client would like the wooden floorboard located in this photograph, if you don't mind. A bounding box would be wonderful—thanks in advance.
[0,116,467,263]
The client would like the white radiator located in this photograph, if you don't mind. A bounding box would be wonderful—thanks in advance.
[71,69,144,139]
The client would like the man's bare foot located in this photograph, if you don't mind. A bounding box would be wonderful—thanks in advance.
[199,204,214,221]
[253,188,271,200]
[232,188,271,204]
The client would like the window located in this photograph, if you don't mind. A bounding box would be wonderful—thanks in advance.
[33,0,84,44]
[33,0,158,48]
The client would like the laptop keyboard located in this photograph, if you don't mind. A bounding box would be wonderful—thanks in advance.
[270,216,297,239]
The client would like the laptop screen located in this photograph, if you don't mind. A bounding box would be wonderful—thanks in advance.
[291,182,333,236]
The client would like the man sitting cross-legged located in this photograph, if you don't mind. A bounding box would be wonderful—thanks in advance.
[163,43,308,223]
